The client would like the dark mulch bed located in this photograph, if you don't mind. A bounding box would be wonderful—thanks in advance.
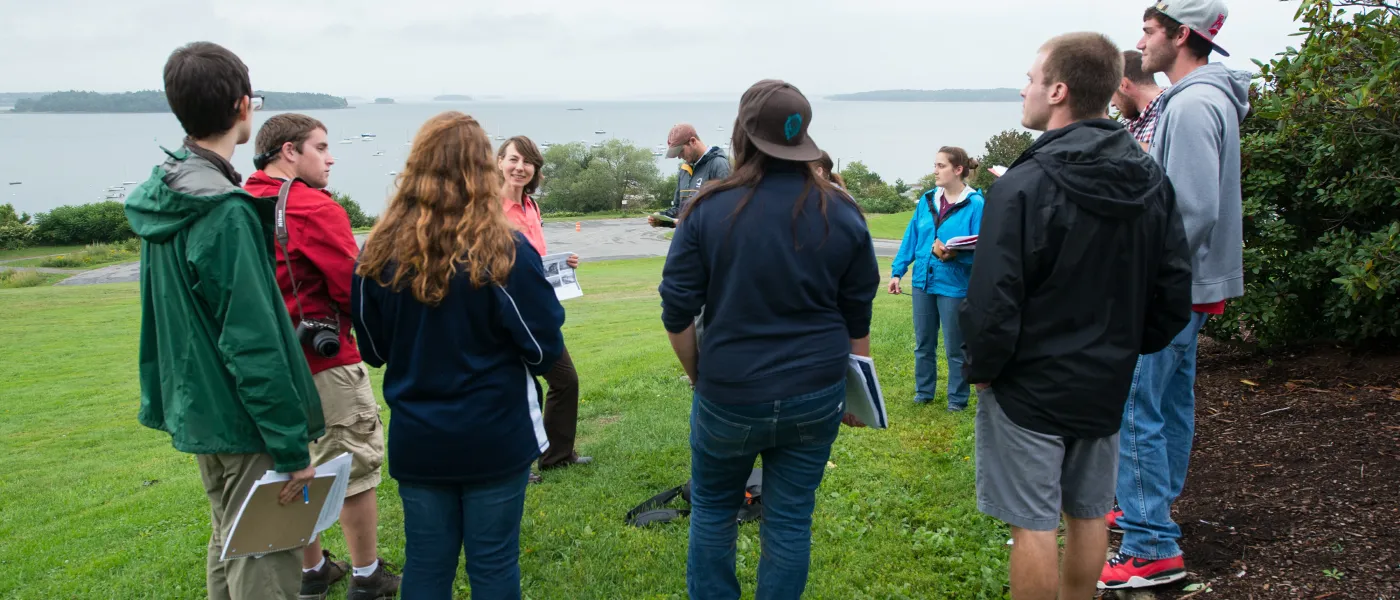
[1120,341,1400,599]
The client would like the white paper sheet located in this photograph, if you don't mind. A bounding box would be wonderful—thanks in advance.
[542,251,584,301]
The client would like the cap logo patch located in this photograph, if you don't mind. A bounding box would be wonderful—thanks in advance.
[784,113,803,141]
[1209,13,1225,36]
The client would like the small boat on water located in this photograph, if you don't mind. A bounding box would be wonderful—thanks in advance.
[7,181,20,185]
[388,171,398,176]
[339,138,355,144]
[372,151,385,156]
[105,193,124,199]
[495,136,505,141]
[594,130,606,135]
[567,108,584,111]
[106,186,125,191]
[361,133,377,138]
[651,151,663,158]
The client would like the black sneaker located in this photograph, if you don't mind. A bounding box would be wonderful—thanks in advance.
[348,560,402,600]
[299,550,349,600]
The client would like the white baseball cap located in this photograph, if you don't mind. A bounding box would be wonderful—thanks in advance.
[1152,0,1231,57]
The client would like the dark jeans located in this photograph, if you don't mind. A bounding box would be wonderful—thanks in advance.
[398,469,530,600]
[539,345,580,467]
[911,288,970,408]
[687,380,846,600]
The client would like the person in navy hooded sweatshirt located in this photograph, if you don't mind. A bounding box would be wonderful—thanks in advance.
[351,111,564,599]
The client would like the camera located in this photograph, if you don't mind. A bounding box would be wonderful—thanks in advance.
[296,317,340,358]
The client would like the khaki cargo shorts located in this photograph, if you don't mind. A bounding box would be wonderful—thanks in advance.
[310,363,384,497]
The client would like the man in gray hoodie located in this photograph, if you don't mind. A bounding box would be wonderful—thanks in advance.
[1101,0,1252,591]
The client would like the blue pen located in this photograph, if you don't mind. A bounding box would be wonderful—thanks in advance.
[303,485,309,504]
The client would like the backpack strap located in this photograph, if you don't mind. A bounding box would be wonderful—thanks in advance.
[625,485,686,527]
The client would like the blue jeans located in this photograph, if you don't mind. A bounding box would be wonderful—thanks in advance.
[398,469,531,600]
[912,288,970,408]
[1115,312,1208,560]
[687,380,846,600]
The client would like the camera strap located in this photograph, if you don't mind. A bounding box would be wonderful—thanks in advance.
[275,178,308,324]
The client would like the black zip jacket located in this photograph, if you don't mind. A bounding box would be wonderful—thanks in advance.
[959,119,1192,438]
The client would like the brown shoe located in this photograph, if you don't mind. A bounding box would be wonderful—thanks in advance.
[348,560,402,600]
[299,550,349,600]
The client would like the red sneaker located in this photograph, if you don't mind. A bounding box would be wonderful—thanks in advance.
[1098,553,1186,589]
[1106,508,1125,533]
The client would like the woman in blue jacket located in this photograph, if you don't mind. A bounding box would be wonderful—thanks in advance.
[888,147,984,411]
[352,111,565,599]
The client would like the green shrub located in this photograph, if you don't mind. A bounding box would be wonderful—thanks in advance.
[38,240,140,268]
[839,161,914,214]
[0,224,34,250]
[540,141,661,214]
[31,201,134,245]
[0,269,47,288]
[331,191,378,229]
[852,185,915,214]
[1207,0,1400,347]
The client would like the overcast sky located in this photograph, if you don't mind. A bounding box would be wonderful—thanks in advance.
[1,0,1304,100]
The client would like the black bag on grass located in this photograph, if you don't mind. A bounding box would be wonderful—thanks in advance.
[626,468,763,527]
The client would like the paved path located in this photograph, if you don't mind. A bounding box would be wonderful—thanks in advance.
[29,219,902,286]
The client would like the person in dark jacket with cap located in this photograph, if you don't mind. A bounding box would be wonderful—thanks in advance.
[660,80,879,600]
[648,123,731,228]
[958,33,1192,600]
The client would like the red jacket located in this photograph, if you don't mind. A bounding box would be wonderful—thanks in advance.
[244,172,362,375]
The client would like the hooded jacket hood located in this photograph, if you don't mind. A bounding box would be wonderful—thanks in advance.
[125,146,258,243]
[1160,63,1251,125]
[692,146,727,171]
[1021,119,1164,221]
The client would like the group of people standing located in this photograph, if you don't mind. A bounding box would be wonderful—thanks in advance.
[123,0,1246,597]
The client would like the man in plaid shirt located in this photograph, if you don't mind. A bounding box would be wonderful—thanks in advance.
[1113,50,1166,149]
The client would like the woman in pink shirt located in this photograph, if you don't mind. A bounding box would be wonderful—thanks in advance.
[497,136,588,483]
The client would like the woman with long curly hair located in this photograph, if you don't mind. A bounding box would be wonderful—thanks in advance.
[351,111,565,598]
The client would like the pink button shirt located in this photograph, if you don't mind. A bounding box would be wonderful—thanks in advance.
[503,195,547,256]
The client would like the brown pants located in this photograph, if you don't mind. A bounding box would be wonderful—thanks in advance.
[538,345,580,467]
[198,453,302,600]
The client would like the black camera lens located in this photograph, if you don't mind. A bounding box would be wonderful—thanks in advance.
[312,328,340,358]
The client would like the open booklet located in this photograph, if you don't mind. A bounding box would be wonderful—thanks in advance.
[649,212,676,225]
[845,355,889,429]
[542,252,584,301]
[945,235,978,251]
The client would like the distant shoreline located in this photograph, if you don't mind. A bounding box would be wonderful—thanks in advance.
[828,89,1023,103]
[6,106,354,115]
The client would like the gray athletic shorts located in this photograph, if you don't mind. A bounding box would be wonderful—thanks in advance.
[975,388,1118,531]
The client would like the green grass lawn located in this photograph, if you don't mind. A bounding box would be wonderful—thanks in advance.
[866,211,913,241]
[0,258,1007,599]
[0,244,86,263]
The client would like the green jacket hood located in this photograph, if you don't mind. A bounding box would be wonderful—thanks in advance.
[125,146,259,243]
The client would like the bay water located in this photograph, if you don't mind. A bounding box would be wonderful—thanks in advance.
[0,100,1028,216]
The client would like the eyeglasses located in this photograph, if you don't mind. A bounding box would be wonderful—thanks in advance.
[250,95,265,111]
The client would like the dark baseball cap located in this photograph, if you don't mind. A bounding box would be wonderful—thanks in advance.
[737,79,820,162]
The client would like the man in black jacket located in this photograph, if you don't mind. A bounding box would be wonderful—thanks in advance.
[959,32,1192,600]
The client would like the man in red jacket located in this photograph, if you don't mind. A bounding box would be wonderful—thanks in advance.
[245,114,399,600]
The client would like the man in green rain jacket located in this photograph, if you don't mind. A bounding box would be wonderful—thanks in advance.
[124,42,325,600]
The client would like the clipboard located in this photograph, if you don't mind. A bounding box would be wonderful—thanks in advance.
[220,453,353,561]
